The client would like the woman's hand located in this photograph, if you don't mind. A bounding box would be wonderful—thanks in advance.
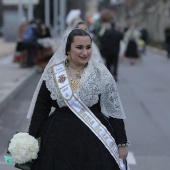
[118,146,128,160]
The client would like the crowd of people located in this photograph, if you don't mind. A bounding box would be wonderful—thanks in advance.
[13,9,150,80]
[62,9,149,82]
[89,9,149,81]
[14,19,53,70]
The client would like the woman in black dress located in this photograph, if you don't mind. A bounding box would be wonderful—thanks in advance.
[124,25,141,64]
[27,29,129,170]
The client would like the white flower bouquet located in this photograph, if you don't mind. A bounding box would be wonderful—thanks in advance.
[8,132,40,168]
[38,37,53,48]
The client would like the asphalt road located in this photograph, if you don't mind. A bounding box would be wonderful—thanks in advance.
[0,49,170,170]
[118,50,170,170]
[0,73,40,170]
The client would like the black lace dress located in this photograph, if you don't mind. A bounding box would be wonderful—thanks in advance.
[29,81,128,170]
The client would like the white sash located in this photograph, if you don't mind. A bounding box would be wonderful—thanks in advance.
[52,62,123,169]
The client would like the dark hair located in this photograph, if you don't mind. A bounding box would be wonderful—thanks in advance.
[65,29,92,56]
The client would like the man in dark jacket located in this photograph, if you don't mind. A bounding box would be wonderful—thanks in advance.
[164,26,170,59]
[22,20,40,67]
[99,22,123,82]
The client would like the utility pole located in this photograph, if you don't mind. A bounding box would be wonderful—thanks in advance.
[53,0,59,37]
[45,0,50,27]
[18,0,24,24]
[53,0,58,28]
[28,0,33,21]
[60,0,66,36]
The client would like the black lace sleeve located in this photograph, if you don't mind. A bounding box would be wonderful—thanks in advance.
[108,118,129,147]
[28,81,53,138]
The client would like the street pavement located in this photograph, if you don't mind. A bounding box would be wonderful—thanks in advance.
[0,38,36,113]
[0,56,36,113]
[118,49,170,169]
[0,38,15,58]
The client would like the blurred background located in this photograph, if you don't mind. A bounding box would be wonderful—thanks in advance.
[0,0,170,170]
[0,0,170,44]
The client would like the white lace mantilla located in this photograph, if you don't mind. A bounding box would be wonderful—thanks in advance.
[43,61,126,119]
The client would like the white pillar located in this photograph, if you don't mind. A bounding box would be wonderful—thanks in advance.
[53,0,58,37]
[60,0,66,36]
[18,0,24,24]
[45,0,50,27]
[28,0,33,21]
[53,0,58,28]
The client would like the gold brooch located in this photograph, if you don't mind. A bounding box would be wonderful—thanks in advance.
[70,80,80,91]
[58,74,67,83]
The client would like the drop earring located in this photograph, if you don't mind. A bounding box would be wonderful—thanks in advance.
[65,55,70,67]
[67,54,70,61]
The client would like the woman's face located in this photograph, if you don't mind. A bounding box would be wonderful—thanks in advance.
[68,35,92,66]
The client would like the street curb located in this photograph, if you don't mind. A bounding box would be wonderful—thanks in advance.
[0,70,36,113]
[147,46,166,56]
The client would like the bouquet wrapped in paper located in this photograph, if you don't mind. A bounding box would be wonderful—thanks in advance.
[8,132,40,169]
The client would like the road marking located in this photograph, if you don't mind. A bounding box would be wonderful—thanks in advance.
[127,151,136,165]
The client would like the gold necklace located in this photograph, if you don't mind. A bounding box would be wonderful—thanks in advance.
[67,65,84,91]
[69,64,84,79]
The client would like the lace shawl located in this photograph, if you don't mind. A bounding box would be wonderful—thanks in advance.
[43,61,126,119]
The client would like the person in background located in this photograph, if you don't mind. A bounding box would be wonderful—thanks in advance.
[64,9,82,36]
[99,21,123,82]
[38,22,51,38]
[13,19,28,63]
[123,24,141,65]
[138,23,149,54]
[164,25,170,59]
[21,20,39,67]
[75,20,105,64]
[26,29,129,170]
[55,9,82,51]
[75,21,88,31]
[91,13,102,47]
[36,22,53,70]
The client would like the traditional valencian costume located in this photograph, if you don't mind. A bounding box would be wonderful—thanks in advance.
[27,29,129,170]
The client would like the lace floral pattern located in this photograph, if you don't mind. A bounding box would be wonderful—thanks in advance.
[76,62,101,107]
[43,61,126,119]
[43,62,101,108]
[100,67,126,118]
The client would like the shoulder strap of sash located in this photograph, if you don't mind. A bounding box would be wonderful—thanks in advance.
[52,62,123,169]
